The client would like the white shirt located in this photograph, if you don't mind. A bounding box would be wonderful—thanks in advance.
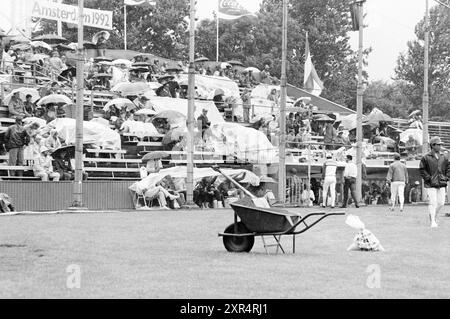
[344,162,358,178]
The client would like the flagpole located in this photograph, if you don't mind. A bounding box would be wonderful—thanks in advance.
[422,0,429,155]
[124,5,127,50]
[356,0,365,203]
[216,1,220,62]
[186,0,196,205]
[71,0,85,209]
[278,0,288,205]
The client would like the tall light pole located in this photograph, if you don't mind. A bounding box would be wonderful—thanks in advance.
[355,0,365,202]
[423,0,430,154]
[186,0,196,205]
[278,0,288,204]
[71,0,85,209]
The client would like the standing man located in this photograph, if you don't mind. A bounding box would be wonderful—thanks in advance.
[4,117,29,177]
[419,137,450,228]
[386,153,409,212]
[341,155,359,208]
[197,108,211,139]
[322,153,338,208]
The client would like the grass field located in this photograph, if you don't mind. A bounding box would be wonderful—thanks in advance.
[0,205,449,299]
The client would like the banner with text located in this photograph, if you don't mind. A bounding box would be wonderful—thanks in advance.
[31,0,113,30]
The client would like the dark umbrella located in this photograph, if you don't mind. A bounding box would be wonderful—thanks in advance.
[94,56,113,63]
[130,67,150,73]
[32,34,67,44]
[132,62,152,67]
[55,43,74,51]
[52,145,75,158]
[60,67,76,79]
[142,152,170,162]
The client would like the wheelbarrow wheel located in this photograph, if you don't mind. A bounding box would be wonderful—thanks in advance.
[223,222,254,253]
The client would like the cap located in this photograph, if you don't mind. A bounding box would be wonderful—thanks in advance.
[415,181,420,185]
[326,153,333,159]
[430,136,444,145]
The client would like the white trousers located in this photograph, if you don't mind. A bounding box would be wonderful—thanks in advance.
[426,187,446,222]
[390,181,405,208]
[322,176,336,207]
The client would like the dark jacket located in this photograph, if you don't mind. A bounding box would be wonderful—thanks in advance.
[419,152,450,188]
[4,124,29,150]
[53,158,73,174]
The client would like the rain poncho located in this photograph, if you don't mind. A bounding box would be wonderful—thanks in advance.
[206,122,277,164]
[42,118,122,150]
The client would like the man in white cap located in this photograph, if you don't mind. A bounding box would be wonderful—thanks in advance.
[419,136,450,228]
[321,153,338,208]
[386,153,409,212]
[33,146,60,181]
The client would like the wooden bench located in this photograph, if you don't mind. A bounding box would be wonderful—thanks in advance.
[83,157,142,169]
[170,159,226,165]
[86,149,127,159]
[123,133,165,145]
[0,165,40,180]
[0,117,15,125]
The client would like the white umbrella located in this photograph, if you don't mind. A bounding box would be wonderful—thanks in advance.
[4,88,40,105]
[244,67,260,73]
[92,30,110,45]
[409,110,421,117]
[30,41,52,51]
[135,108,157,116]
[103,98,135,112]
[37,94,72,106]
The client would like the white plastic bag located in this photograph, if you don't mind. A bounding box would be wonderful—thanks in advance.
[345,215,385,252]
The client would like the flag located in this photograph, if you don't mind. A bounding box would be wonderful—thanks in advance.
[124,0,156,6]
[350,1,362,31]
[304,35,324,97]
[218,0,257,20]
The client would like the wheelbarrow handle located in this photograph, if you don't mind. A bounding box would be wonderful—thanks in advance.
[212,165,257,199]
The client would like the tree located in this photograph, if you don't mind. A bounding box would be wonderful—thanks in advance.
[196,0,369,109]
[395,4,450,120]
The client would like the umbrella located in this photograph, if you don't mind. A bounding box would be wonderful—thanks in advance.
[142,152,170,162]
[52,145,75,158]
[166,64,183,72]
[313,114,335,122]
[132,62,152,67]
[103,98,135,112]
[227,60,244,67]
[30,41,52,51]
[409,110,421,117]
[153,110,186,124]
[55,43,74,51]
[94,56,113,63]
[112,82,150,96]
[195,56,209,63]
[60,67,76,78]
[92,30,110,45]
[32,34,67,44]
[221,62,232,69]
[4,88,40,105]
[37,94,72,106]
[214,88,225,96]
[130,67,150,73]
[67,43,79,51]
[11,43,31,51]
[113,59,133,68]
[244,67,260,73]
[365,108,393,124]
[157,75,175,83]
[135,108,157,116]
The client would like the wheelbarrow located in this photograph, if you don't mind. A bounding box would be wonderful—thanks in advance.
[212,166,345,254]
